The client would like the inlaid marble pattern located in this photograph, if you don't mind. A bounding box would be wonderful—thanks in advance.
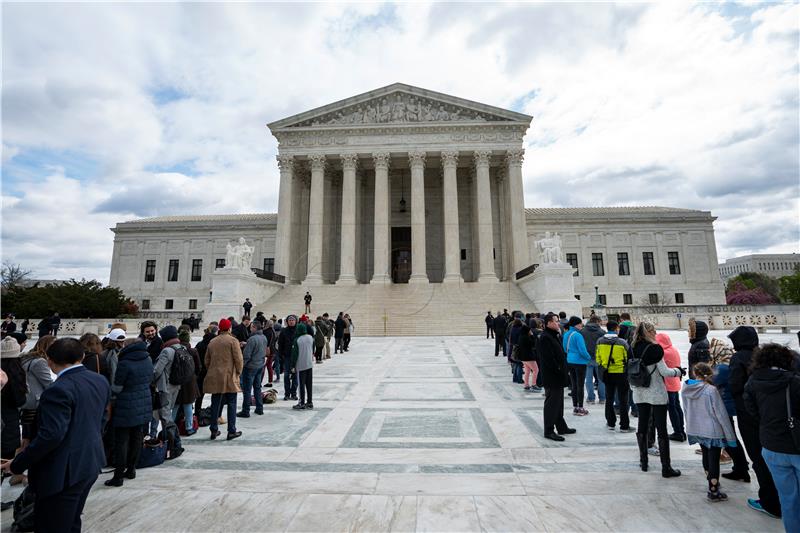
[3,333,791,532]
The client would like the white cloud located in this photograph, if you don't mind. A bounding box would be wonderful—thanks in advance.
[1,2,798,283]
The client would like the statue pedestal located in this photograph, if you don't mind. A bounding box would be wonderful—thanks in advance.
[204,268,283,322]
[516,263,582,317]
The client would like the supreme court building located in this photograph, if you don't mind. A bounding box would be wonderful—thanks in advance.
[110,83,726,325]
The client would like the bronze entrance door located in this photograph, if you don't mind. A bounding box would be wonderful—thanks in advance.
[391,226,411,283]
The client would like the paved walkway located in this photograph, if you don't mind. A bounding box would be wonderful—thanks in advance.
[2,333,792,532]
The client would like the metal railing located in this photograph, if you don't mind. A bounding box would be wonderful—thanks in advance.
[251,268,286,284]
[515,263,539,280]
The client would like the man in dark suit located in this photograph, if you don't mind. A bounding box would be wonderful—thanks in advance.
[1,338,110,532]
[538,312,575,442]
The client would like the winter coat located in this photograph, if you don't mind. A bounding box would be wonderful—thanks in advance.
[682,380,737,447]
[712,364,736,417]
[656,333,682,393]
[687,319,710,378]
[516,329,535,362]
[631,340,680,406]
[314,320,326,348]
[233,322,251,344]
[0,358,27,409]
[111,341,154,427]
[538,328,570,388]
[744,368,800,455]
[203,332,243,394]
[102,347,120,393]
[580,323,605,361]
[82,351,110,382]
[242,331,268,371]
[334,318,345,338]
[176,342,201,405]
[152,341,179,394]
[278,325,297,364]
[596,333,630,374]
[485,315,493,326]
[144,335,163,363]
[292,334,315,372]
[492,315,508,336]
[20,356,53,410]
[563,328,591,366]
[728,326,760,417]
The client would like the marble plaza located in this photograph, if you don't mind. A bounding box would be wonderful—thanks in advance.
[3,332,796,532]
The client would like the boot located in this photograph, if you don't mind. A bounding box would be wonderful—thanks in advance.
[636,433,648,472]
[658,436,681,478]
[707,479,728,502]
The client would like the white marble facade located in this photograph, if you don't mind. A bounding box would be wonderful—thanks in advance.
[109,84,726,314]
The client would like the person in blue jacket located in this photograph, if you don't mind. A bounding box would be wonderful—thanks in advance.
[563,316,592,416]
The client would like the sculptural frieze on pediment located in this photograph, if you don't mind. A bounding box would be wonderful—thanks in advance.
[289,93,513,127]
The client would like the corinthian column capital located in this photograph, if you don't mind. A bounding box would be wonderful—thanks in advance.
[441,150,459,168]
[277,154,294,172]
[408,150,426,168]
[340,153,358,171]
[474,150,491,168]
[309,153,327,171]
[372,152,391,170]
[506,148,525,167]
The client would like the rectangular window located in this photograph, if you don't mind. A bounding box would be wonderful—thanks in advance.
[617,252,630,276]
[648,293,659,304]
[263,257,274,273]
[668,251,681,275]
[216,258,226,269]
[144,260,156,282]
[141,299,150,310]
[460,249,467,261]
[675,293,685,304]
[566,253,579,276]
[188,299,197,310]
[168,259,179,282]
[191,259,203,282]
[598,294,607,305]
[623,293,632,305]
[165,299,174,310]
[592,253,604,276]
[643,252,656,275]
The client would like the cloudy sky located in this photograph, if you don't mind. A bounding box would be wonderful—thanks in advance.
[2,2,798,283]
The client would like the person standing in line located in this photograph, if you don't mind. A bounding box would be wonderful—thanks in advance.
[334,312,345,354]
[278,315,299,401]
[682,362,739,502]
[242,298,253,319]
[539,312,575,441]
[49,312,61,338]
[563,317,592,416]
[172,329,200,436]
[343,314,353,351]
[517,324,540,392]
[657,332,686,442]
[19,335,55,452]
[239,321,266,418]
[313,316,326,364]
[1,338,110,532]
[291,323,315,410]
[150,326,182,445]
[105,338,153,486]
[138,321,162,363]
[596,321,633,432]
[233,316,252,346]
[493,311,508,358]
[319,313,333,360]
[728,326,782,519]
[630,322,684,477]
[687,318,711,379]
[581,314,606,405]
[1,336,27,465]
[485,311,494,339]
[203,318,243,441]
[263,319,276,387]
[744,343,800,532]
[304,291,313,314]
[194,322,218,415]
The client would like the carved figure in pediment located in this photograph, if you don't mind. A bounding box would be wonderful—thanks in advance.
[364,105,377,123]
[436,105,450,121]
[422,103,435,121]
[405,98,419,121]
[391,94,406,122]
[379,99,392,122]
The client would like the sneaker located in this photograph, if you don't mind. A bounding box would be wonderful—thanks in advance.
[580,408,590,415]
[619,427,635,433]
[573,408,581,416]
[531,386,543,392]
[283,395,290,401]
[647,447,660,456]
[747,499,780,519]
[544,433,565,441]
[292,403,306,410]
[226,431,242,441]
[707,488,728,502]
[722,471,751,482]
[524,386,531,391]
[607,425,616,431]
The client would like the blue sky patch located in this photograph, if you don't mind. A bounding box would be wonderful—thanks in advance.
[2,147,99,192]
[151,86,189,106]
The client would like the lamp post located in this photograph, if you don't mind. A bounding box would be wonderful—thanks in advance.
[592,285,604,311]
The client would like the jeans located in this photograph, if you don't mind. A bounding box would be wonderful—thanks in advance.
[512,361,523,383]
[762,448,800,532]
[543,386,569,435]
[112,425,143,478]
[171,403,194,431]
[298,368,313,404]
[604,373,630,429]
[667,391,685,436]
[343,333,351,351]
[494,335,507,357]
[284,368,298,397]
[568,363,587,408]
[241,367,263,414]
[335,336,343,353]
[523,361,539,387]
[264,355,275,384]
[210,392,237,434]
[585,360,605,402]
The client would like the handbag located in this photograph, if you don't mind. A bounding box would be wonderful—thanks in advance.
[136,437,167,469]
[786,382,800,450]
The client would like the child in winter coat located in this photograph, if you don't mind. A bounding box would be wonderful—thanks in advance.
[681,362,738,502]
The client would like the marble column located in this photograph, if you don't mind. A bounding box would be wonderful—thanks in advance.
[371,152,391,284]
[408,150,429,284]
[337,153,358,285]
[274,155,294,279]
[441,150,463,283]
[305,153,326,285]
[474,150,497,282]
[506,149,530,275]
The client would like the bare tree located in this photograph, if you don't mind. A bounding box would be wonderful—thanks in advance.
[637,292,674,314]
[1,261,32,291]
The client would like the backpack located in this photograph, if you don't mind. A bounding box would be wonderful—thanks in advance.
[168,345,195,386]
[197,406,215,427]
[11,486,35,532]
[628,344,656,388]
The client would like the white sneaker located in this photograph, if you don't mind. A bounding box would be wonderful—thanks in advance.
[647,446,660,456]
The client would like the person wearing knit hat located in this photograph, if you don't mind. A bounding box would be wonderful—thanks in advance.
[203,317,244,440]
[1,336,26,462]
[218,318,232,332]
[1,336,21,359]
[277,315,298,400]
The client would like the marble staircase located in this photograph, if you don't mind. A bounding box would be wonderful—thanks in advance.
[251,281,533,336]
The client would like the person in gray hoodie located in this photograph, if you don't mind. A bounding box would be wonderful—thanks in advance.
[581,315,606,403]
[239,321,267,417]
[291,323,315,410]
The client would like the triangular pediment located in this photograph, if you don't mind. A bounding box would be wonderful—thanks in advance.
[268,83,532,130]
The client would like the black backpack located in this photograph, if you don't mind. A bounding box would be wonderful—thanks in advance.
[628,344,656,388]
[168,345,195,386]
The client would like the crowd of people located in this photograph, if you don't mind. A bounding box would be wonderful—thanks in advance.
[2,313,62,339]
[0,307,356,532]
[486,310,800,531]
